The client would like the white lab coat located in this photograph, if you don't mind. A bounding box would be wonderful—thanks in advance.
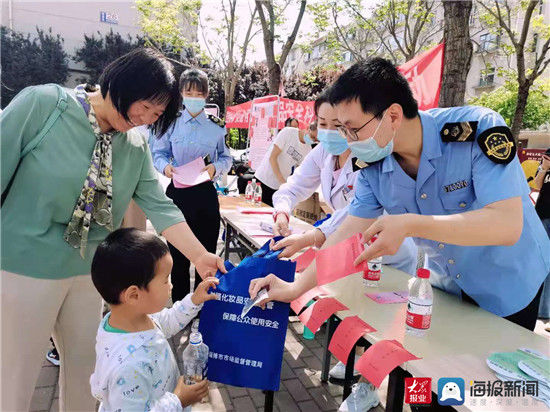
[273,144,418,275]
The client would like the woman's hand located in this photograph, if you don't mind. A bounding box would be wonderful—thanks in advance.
[164,164,175,178]
[249,274,298,303]
[191,277,220,305]
[273,213,290,236]
[194,252,227,278]
[271,232,314,258]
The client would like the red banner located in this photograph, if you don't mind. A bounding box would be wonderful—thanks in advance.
[277,98,315,129]
[398,43,444,110]
[225,101,253,128]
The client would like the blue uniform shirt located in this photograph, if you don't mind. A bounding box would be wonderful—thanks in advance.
[349,106,550,317]
[151,109,232,178]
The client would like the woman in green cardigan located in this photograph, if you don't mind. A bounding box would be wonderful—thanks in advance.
[0,48,225,411]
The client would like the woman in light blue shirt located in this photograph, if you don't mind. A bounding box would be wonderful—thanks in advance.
[151,68,232,302]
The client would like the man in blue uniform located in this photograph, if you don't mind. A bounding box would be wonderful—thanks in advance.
[250,58,550,329]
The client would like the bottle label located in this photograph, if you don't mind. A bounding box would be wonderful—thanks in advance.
[245,193,252,200]
[363,260,381,281]
[254,194,261,202]
[363,269,381,281]
[406,298,432,329]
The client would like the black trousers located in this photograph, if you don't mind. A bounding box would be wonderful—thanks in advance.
[461,285,543,331]
[166,181,220,302]
[255,179,277,207]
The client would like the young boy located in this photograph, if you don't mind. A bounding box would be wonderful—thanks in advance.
[90,228,219,411]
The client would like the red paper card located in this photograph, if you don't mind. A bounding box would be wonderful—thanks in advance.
[298,297,348,333]
[293,248,317,273]
[290,286,328,314]
[315,233,367,286]
[355,340,421,387]
[328,316,377,364]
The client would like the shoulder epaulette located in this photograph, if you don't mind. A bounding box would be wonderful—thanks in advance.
[351,157,370,172]
[207,113,225,128]
[440,121,478,142]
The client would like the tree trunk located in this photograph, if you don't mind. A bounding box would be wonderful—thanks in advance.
[511,81,531,140]
[439,0,473,107]
[268,62,281,95]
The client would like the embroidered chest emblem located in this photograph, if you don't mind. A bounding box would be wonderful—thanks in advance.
[444,180,468,193]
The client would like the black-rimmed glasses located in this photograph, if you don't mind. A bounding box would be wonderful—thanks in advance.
[337,108,386,141]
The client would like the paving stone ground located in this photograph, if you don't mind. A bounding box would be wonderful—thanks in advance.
[33,313,393,412]
[30,298,550,412]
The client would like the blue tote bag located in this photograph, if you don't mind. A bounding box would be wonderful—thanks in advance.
[199,238,295,391]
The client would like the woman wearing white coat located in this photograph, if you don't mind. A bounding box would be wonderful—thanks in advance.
[270,89,418,411]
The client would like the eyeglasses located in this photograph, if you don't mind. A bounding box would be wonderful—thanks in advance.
[337,109,386,141]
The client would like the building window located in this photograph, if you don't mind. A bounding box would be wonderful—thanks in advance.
[312,46,320,60]
[304,52,311,62]
[479,67,495,87]
[341,51,352,62]
[479,33,500,52]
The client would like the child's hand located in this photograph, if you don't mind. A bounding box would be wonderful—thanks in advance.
[191,277,219,305]
[174,377,209,406]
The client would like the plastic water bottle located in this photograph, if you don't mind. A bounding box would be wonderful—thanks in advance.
[254,182,262,205]
[406,268,433,337]
[182,319,209,400]
[245,181,254,203]
[363,237,382,287]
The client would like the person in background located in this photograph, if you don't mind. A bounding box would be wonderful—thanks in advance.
[1,48,225,411]
[254,122,316,206]
[285,117,299,128]
[533,148,550,322]
[151,68,232,303]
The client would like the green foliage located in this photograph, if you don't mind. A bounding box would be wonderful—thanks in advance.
[136,0,201,55]
[469,80,550,130]
[226,127,248,149]
[307,0,440,64]
[1,26,69,108]
[74,30,144,84]
[284,65,345,100]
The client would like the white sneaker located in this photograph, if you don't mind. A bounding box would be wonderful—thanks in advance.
[338,382,380,412]
[329,357,361,380]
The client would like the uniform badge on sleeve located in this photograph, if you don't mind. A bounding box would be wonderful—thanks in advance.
[477,126,516,164]
[440,121,478,142]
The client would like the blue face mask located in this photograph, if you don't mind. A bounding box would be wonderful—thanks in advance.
[348,111,393,163]
[317,128,349,155]
[303,134,313,146]
[184,96,206,114]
